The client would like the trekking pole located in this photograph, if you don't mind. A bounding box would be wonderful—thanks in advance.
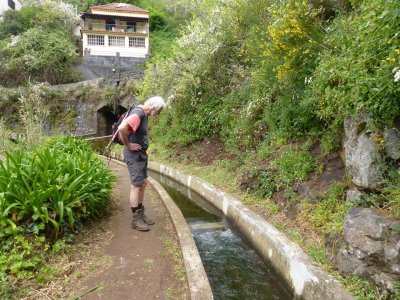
[105,127,121,164]
[105,130,118,150]
[105,105,134,151]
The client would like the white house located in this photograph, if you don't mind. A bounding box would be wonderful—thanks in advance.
[0,0,22,20]
[80,3,149,59]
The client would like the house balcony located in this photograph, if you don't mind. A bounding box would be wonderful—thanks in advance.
[81,22,149,35]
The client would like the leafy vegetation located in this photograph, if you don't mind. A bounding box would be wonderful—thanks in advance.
[139,0,399,156]
[1,28,78,85]
[140,0,399,218]
[0,136,114,298]
[305,182,352,234]
[309,0,400,127]
[135,0,399,298]
[0,234,49,299]
[0,136,114,240]
[274,145,316,186]
[0,2,80,86]
[0,6,40,38]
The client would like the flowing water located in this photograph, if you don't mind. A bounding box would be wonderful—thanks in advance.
[150,172,291,300]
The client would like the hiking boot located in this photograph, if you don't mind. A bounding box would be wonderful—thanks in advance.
[139,207,155,225]
[131,212,150,231]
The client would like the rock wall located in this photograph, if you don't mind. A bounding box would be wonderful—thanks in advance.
[49,75,141,137]
[83,52,147,77]
[343,110,385,189]
[326,208,400,294]
[328,110,400,296]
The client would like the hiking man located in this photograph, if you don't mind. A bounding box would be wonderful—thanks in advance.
[118,96,165,231]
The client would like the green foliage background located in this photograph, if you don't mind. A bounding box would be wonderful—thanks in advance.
[0,2,80,85]
[139,0,399,148]
[137,2,400,297]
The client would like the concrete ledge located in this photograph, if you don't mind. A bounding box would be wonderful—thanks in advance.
[147,177,213,300]
[103,156,213,300]
[148,161,354,300]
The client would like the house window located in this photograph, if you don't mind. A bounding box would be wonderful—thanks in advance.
[87,35,105,46]
[127,22,136,32]
[109,36,125,47]
[129,37,145,48]
[106,20,115,31]
[8,0,15,10]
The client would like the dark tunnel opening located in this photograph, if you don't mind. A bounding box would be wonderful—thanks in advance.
[97,104,127,136]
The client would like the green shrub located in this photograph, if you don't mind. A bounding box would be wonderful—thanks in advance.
[320,128,341,157]
[308,182,352,233]
[264,1,325,85]
[274,146,316,185]
[149,8,167,31]
[140,0,246,147]
[262,92,321,140]
[308,0,400,128]
[0,28,78,86]
[256,169,277,198]
[0,2,79,86]
[0,6,40,38]
[0,233,49,299]
[151,96,222,146]
[0,136,114,240]
[148,29,177,63]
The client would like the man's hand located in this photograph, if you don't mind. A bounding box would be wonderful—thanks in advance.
[128,143,142,151]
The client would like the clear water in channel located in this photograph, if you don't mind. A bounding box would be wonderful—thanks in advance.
[158,180,292,300]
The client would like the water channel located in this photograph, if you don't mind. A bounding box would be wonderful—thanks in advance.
[149,172,292,300]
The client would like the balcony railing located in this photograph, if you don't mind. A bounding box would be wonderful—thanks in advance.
[82,22,149,34]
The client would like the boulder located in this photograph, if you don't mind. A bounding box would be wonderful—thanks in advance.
[344,208,391,256]
[384,127,400,160]
[343,110,385,189]
[325,208,400,294]
[346,188,363,203]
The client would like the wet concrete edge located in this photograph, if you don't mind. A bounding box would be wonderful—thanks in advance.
[146,161,355,300]
[103,155,213,300]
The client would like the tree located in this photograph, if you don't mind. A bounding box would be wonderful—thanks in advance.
[0,6,39,38]
[0,28,78,85]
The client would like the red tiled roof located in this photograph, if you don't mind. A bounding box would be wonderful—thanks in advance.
[90,3,148,13]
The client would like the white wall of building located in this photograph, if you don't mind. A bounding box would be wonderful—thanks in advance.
[90,9,147,19]
[82,32,149,58]
[0,0,22,20]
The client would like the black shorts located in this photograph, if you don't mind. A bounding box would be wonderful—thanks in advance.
[124,149,148,186]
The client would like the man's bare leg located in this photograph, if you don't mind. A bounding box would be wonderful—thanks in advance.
[129,181,147,207]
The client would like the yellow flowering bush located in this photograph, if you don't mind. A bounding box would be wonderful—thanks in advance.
[309,0,400,126]
[266,1,323,83]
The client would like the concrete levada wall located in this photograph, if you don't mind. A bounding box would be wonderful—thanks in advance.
[148,161,354,300]
[147,177,213,300]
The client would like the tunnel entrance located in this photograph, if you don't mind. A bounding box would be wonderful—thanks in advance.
[96,104,127,136]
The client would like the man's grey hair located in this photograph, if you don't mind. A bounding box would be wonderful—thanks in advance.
[144,96,165,112]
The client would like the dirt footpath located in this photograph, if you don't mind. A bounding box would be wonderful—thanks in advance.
[76,159,188,300]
